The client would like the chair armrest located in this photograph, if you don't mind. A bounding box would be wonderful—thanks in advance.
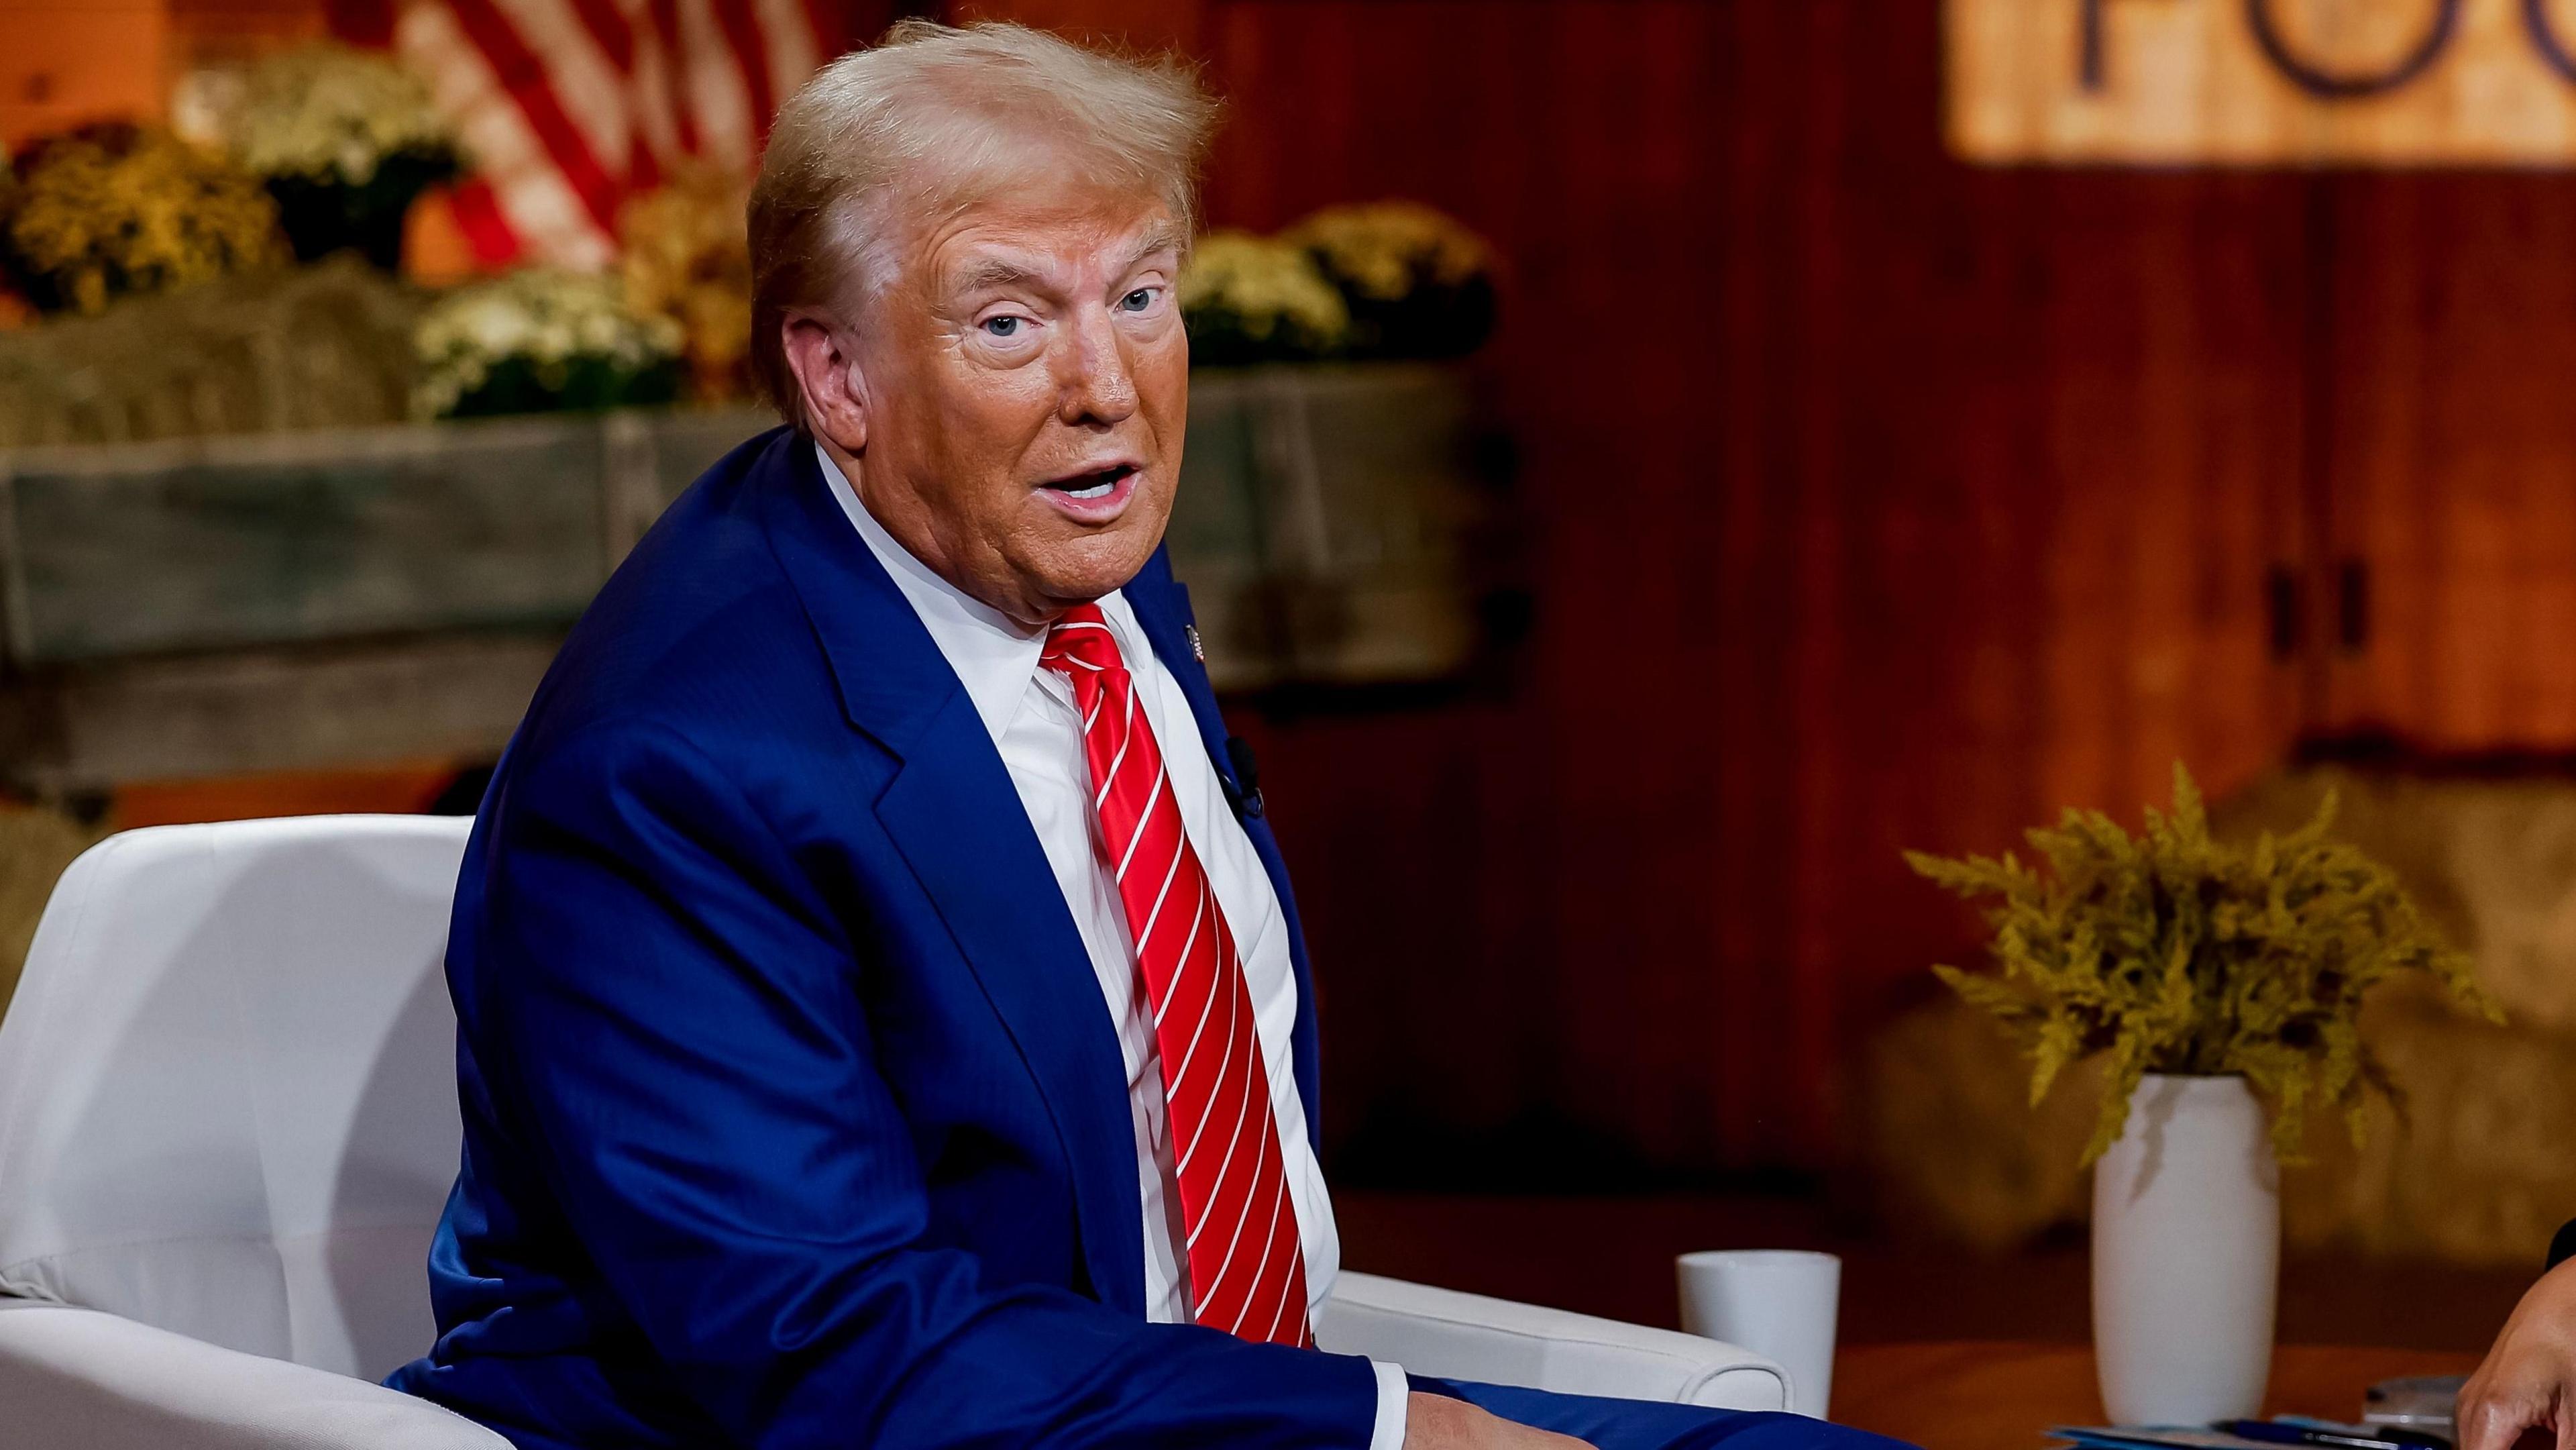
[0,1298,510,1450]
[1314,1272,1791,1412]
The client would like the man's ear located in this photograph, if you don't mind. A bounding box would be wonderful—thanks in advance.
[781,311,868,454]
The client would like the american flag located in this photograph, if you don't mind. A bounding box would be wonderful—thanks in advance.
[386,0,864,268]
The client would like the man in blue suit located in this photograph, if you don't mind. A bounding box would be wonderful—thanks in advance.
[390,21,1911,1450]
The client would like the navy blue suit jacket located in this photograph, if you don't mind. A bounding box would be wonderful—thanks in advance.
[388,430,1380,1448]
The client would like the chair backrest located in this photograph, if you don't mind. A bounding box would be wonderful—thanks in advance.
[0,815,473,1382]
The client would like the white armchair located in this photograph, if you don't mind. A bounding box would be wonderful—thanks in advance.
[0,816,1788,1449]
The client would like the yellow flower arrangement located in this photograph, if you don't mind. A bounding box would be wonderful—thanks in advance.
[1283,199,1492,302]
[621,165,754,401]
[1,124,286,315]
[1179,229,1350,366]
[1908,763,2501,1165]
[1281,200,1497,359]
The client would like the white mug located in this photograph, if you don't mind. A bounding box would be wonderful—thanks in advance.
[1675,1249,1841,1418]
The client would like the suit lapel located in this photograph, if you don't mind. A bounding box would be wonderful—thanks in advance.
[1120,549,1327,1147]
[757,438,1146,1316]
[1121,548,1240,796]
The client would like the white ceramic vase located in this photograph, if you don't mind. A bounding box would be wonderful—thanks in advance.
[2091,1072,2279,1427]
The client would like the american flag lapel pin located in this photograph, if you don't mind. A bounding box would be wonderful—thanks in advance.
[1184,624,1205,662]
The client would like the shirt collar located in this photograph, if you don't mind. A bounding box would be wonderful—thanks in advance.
[816,443,1138,745]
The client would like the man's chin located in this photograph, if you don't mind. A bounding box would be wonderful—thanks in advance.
[1022,525,1166,607]
[1029,554,1160,611]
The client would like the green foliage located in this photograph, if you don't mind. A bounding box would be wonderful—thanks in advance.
[1907,764,2502,1166]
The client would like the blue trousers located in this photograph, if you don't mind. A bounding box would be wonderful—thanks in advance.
[1418,1378,1919,1450]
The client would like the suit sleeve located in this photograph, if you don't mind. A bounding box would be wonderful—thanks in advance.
[470,720,1381,1450]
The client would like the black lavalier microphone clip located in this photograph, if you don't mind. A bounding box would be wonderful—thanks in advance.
[1222,737,1265,820]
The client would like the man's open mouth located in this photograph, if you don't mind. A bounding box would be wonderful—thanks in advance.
[1043,463,1140,501]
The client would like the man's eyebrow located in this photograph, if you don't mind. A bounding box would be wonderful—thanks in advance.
[953,256,1045,293]
[1120,225,1187,274]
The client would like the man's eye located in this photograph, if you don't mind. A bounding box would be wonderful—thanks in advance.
[981,316,1024,338]
[1120,288,1159,312]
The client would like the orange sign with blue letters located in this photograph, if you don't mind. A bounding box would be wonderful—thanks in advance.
[1950,0,2576,162]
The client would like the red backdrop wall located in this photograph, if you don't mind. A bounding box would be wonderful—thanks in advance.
[1172,0,2576,1182]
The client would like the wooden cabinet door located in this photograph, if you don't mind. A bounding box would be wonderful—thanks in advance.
[2311,174,2576,749]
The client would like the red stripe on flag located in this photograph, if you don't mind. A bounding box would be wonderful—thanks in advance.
[445,0,628,239]
[713,0,777,146]
[568,0,637,70]
[447,176,525,266]
[564,0,657,188]
[649,0,702,157]
[625,132,663,193]
[596,0,665,201]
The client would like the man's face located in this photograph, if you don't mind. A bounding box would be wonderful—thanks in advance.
[829,174,1189,624]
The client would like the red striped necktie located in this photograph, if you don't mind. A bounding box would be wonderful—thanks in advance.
[1041,603,1311,1347]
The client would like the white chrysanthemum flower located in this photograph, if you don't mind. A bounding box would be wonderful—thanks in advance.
[230,43,456,186]
[412,268,685,419]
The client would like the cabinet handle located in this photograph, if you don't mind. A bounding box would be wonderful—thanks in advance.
[2338,558,2371,654]
[2267,566,2302,661]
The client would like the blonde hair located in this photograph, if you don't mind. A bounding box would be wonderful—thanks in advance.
[748,21,1217,429]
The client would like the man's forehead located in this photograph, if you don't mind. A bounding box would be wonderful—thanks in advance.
[920,198,1184,292]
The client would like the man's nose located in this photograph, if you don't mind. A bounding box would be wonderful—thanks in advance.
[1057,306,1138,427]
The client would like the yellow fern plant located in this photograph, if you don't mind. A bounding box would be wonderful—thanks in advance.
[1906,764,2500,1166]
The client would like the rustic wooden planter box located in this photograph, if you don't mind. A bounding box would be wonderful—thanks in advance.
[0,364,1486,795]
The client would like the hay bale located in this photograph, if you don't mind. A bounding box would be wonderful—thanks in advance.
[2320,992,2576,1265]
[0,256,420,448]
[2215,768,2576,1029]
[0,805,101,1021]
[1862,995,2098,1248]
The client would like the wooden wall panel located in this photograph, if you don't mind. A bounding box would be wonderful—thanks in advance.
[2316,174,2576,749]
[1194,0,2313,1177]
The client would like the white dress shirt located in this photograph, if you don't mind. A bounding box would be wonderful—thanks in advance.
[820,448,1407,1449]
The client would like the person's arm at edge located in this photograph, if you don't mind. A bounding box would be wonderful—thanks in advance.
[2459,1219,2576,1450]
